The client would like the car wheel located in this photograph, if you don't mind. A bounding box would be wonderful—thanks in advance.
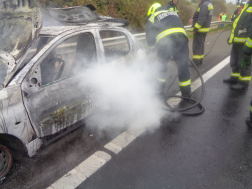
[0,145,13,179]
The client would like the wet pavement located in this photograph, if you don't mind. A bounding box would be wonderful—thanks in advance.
[3,29,252,189]
[78,63,252,189]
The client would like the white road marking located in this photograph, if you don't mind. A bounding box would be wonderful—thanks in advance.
[48,56,230,189]
[47,151,111,189]
[193,56,230,90]
[104,128,145,154]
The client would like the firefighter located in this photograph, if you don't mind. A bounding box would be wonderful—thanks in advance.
[146,3,191,97]
[223,0,252,90]
[239,24,252,126]
[231,6,240,21]
[166,0,179,15]
[190,0,214,66]
[235,5,240,16]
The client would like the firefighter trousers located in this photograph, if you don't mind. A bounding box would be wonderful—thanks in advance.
[156,34,191,95]
[230,44,252,84]
[192,33,207,65]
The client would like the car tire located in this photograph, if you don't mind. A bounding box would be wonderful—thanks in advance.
[0,144,13,179]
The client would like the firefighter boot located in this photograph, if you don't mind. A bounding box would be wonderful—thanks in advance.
[231,82,248,90]
[246,117,252,128]
[193,59,201,66]
[223,77,238,84]
[174,92,192,110]
[182,92,192,99]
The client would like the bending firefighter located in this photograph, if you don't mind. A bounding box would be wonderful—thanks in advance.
[146,3,191,97]
[223,0,252,90]
[191,0,214,65]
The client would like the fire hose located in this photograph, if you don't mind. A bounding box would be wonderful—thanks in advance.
[163,28,230,115]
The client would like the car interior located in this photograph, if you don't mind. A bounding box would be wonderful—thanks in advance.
[39,33,96,86]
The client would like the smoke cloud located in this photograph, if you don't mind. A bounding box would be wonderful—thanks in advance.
[82,56,175,134]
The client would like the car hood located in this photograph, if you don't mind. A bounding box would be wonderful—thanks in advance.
[0,0,43,67]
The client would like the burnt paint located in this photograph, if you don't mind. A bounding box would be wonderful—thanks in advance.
[0,85,35,144]
[22,71,95,137]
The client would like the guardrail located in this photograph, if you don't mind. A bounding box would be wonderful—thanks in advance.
[132,21,233,41]
[101,21,232,47]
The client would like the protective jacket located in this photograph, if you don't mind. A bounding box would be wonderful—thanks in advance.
[234,8,239,16]
[221,14,227,21]
[166,1,179,15]
[228,1,252,44]
[244,24,252,54]
[191,0,214,33]
[146,7,186,48]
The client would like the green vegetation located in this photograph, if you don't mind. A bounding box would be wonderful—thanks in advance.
[39,0,229,32]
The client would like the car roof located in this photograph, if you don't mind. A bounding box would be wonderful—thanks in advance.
[39,22,127,37]
[39,26,84,36]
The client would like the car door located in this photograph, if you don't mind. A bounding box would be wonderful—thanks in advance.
[98,29,132,63]
[21,31,98,137]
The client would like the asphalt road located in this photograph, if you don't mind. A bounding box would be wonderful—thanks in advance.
[3,29,252,189]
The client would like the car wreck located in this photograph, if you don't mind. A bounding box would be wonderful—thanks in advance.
[0,0,145,179]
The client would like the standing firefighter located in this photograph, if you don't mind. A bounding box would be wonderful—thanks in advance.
[239,24,252,126]
[166,0,179,15]
[146,3,191,97]
[190,0,214,66]
[223,0,252,90]
[231,5,240,21]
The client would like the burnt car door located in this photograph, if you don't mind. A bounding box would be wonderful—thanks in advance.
[21,31,98,137]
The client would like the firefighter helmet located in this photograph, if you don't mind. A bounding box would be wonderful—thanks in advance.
[147,3,161,16]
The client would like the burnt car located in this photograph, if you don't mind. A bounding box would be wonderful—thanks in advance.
[0,0,144,179]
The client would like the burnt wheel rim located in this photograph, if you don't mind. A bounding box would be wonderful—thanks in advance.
[0,145,12,179]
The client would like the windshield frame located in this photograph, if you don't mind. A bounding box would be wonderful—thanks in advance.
[2,35,56,88]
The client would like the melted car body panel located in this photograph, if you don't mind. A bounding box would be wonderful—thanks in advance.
[0,85,35,143]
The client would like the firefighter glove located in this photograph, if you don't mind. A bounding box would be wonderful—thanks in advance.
[240,55,251,68]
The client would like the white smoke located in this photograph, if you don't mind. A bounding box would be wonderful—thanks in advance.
[82,55,175,134]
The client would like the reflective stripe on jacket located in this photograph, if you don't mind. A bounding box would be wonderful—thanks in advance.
[244,24,252,54]
[191,0,214,33]
[145,6,186,48]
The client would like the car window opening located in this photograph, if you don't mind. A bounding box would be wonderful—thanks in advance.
[39,32,96,87]
[99,30,130,62]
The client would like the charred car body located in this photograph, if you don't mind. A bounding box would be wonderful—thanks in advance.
[0,0,144,179]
